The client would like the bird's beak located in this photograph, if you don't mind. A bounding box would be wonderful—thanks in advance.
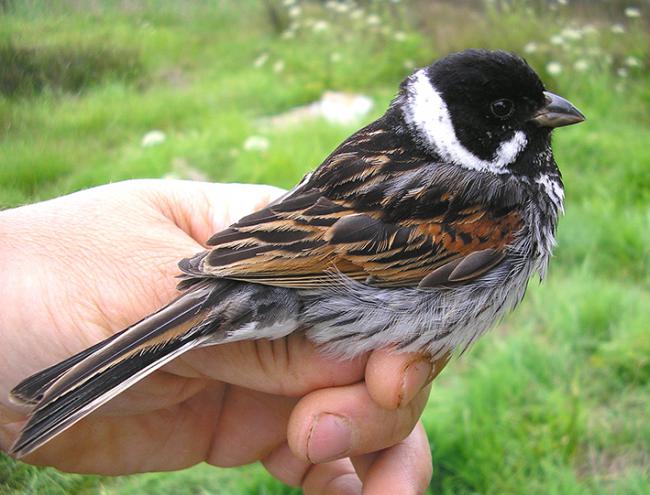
[530,91,585,128]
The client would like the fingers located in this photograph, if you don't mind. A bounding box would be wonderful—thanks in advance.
[262,442,312,486]
[13,383,227,474]
[302,459,362,495]
[263,443,363,495]
[365,348,450,410]
[287,381,430,465]
[90,372,209,415]
[167,333,368,397]
[263,422,432,495]
[365,349,431,410]
[206,387,297,467]
[353,421,432,495]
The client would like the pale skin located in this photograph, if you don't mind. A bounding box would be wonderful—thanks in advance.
[0,179,442,494]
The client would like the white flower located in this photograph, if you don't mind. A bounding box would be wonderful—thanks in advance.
[625,56,641,67]
[367,14,380,26]
[561,27,582,40]
[550,34,564,45]
[574,60,589,71]
[394,31,407,42]
[624,7,641,18]
[546,61,562,75]
[611,23,626,34]
[350,8,363,20]
[253,53,269,68]
[326,1,350,13]
[313,20,329,32]
[336,2,350,13]
[288,5,301,17]
[282,0,296,6]
[557,0,568,5]
[617,67,629,78]
[273,60,285,73]
[141,130,166,147]
[243,136,270,152]
[281,29,295,39]
[581,24,597,35]
[523,42,538,54]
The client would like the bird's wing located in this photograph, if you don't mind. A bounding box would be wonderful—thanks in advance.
[180,121,523,289]
[179,187,521,289]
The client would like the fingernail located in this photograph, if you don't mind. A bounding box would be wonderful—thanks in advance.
[307,413,352,463]
[398,358,433,408]
[428,351,452,384]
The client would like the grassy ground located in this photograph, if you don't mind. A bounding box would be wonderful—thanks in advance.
[1,1,649,493]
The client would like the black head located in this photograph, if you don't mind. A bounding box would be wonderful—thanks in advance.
[400,49,584,176]
[429,50,545,160]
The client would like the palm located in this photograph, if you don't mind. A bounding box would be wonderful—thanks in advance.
[0,180,433,492]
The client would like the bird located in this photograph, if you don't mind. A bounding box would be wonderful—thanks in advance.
[9,49,585,457]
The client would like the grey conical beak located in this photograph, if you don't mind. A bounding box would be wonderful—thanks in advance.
[530,91,585,128]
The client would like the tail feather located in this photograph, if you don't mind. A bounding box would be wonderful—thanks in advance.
[10,281,220,458]
[11,339,202,458]
[9,328,128,405]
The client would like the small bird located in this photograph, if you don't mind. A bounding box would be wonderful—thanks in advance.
[9,49,584,457]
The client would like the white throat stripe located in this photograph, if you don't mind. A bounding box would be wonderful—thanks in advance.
[403,70,527,174]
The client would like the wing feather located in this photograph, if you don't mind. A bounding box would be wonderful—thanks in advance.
[180,118,524,289]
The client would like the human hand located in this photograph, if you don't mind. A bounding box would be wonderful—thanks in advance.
[0,179,439,493]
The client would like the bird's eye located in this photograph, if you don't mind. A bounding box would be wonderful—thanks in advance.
[490,99,515,119]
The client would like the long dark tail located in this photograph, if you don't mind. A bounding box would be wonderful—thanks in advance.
[9,280,223,458]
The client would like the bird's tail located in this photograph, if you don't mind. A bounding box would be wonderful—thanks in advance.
[9,280,223,458]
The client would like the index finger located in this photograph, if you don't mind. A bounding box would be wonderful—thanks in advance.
[352,421,433,495]
[365,348,451,410]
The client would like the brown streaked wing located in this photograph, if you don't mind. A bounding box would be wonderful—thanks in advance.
[182,186,522,289]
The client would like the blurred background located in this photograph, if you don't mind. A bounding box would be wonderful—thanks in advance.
[1,0,649,493]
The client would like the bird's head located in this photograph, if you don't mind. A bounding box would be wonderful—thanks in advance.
[399,49,584,176]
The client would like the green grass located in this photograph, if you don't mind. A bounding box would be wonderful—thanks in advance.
[1,0,649,493]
